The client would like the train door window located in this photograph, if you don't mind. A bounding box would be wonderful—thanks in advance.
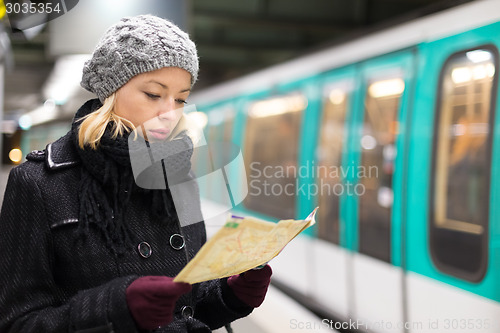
[187,111,208,176]
[316,84,351,244]
[207,112,222,143]
[204,107,235,205]
[223,112,234,143]
[431,47,496,281]
[359,77,404,263]
[243,94,306,219]
[207,106,235,143]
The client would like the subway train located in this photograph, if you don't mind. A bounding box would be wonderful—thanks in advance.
[187,1,500,332]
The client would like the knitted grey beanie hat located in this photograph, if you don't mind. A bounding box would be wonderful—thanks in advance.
[81,14,198,102]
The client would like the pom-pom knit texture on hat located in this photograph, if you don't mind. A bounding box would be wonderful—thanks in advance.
[81,14,199,102]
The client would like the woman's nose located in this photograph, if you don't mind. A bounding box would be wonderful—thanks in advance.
[158,100,177,119]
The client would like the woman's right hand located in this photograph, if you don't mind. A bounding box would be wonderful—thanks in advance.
[126,276,192,330]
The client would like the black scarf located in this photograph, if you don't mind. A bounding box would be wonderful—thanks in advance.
[71,99,193,255]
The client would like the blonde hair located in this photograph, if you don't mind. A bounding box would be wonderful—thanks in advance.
[77,93,191,149]
[77,93,135,149]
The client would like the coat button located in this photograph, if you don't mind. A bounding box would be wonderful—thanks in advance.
[181,306,194,318]
[137,242,152,258]
[170,234,185,250]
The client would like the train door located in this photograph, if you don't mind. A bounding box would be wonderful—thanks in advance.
[345,50,415,333]
[308,66,356,319]
[405,22,500,333]
[238,80,312,295]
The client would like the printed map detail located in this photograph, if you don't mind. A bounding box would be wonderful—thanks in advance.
[174,208,318,284]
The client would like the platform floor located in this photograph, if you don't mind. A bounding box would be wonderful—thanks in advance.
[214,284,334,333]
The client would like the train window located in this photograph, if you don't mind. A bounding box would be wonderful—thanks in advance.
[187,111,208,175]
[207,106,235,143]
[223,114,234,143]
[431,47,496,281]
[359,77,405,263]
[201,107,235,205]
[316,85,351,244]
[243,94,306,219]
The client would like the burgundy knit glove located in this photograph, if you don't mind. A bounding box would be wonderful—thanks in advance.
[126,276,192,330]
[227,265,272,308]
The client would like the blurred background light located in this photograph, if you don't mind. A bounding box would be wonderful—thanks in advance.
[361,135,377,150]
[8,148,22,163]
[186,111,209,129]
[329,89,345,105]
[466,49,492,63]
[18,114,32,130]
[42,54,90,105]
[249,95,307,118]
[368,78,405,98]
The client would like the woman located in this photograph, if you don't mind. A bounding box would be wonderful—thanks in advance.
[0,14,272,332]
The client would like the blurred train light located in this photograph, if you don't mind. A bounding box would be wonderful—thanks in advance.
[44,98,56,110]
[451,122,488,137]
[329,89,345,105]
[383,144,396,161]
[466,49,492,63]
[207,109,225,126]
[473,64,487,80]
[377,187,393,208]
[43,55,91,105]
[19,100,58,129]
[451,67,472,83]
[18,115,32,130]
[486,63,495,77]
[470,122,489,134]
[452,64,494,84]
[368,78,404,98]
[474,63,495,80]
[8,148,22,164]
[452,123,466,136]
[249,95,307,118]
[185,110,208,146]
[361,135,377,150]
[186,111,208,129]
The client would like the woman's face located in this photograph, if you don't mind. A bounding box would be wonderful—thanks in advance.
[114,67,191,141]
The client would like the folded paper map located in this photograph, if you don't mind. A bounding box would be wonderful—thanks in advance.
[174,207,318,284]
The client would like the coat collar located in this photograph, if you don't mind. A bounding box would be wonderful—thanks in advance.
[45,131,80,170]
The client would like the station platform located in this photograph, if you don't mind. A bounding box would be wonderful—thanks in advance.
[214,284,334,333]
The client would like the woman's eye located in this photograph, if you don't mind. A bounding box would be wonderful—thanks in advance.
[145,92,160,100]
[176,99,187,105]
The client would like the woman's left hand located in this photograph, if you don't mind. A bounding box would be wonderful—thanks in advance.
[227,265,272,308]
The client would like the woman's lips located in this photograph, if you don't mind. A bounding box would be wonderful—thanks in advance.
[148,128,170,141]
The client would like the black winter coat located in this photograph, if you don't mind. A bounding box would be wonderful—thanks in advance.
[0,132,252,332]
